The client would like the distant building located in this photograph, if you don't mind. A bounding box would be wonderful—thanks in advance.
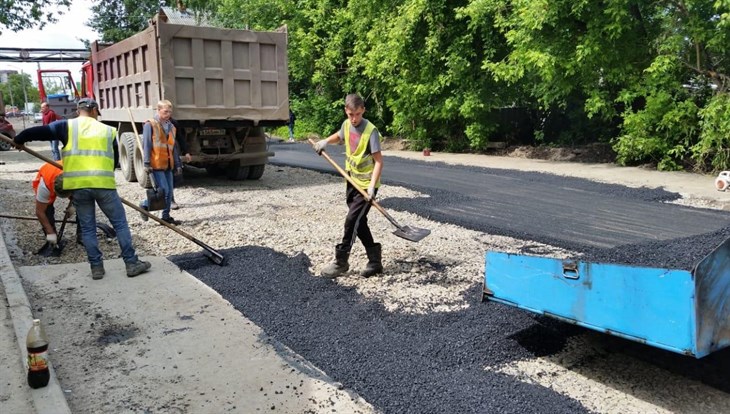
[0,70,18,83]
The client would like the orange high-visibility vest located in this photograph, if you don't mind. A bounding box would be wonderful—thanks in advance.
[147,119,176,170]
[32,161,63,204]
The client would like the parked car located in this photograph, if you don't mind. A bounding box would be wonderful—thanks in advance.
[0,115,16,150]
[33,112,42,123]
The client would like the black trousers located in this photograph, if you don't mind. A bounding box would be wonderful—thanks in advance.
[341,182,378,251]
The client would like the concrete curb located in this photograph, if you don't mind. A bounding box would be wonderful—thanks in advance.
[0,226,71,414]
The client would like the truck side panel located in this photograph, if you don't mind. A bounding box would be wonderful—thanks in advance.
[158,23,288,124]
[93,21,288,125]
[92,26,161,123]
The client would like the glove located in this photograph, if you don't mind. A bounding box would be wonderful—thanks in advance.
[144,165,152,174]
[46,233,58,246]
[313,139,328,155]
[367,184,376,200]
[175,167,183,176]
[184,153,192,163]
[65,205,76,218]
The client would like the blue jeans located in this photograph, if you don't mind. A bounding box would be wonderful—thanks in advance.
[141,170,174,219]
[73,189,138,266]
[50,140,61,161]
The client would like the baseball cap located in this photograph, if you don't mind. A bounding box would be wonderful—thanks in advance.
[77,98,101,114]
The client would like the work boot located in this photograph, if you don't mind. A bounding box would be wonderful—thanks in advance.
[321,244,350,279]
[139,203,149,221]
[91,264,105,280]
[162,216,181,225]
[126,260,152,277]
[360,243,383,278]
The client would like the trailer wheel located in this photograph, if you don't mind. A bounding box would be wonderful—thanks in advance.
[226,160,249,180]
[119,132,138,182]
[133,144,152,188]
[247,164,266,180]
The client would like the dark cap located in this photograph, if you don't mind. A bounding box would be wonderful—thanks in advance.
[77,98,100,113]
[53,174,72,198]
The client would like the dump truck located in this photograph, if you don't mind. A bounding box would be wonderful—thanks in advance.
[80,9,288,186]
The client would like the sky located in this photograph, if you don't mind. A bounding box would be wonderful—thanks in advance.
[0,0,99,83]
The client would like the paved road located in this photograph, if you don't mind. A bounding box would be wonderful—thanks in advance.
[270,141,730,252]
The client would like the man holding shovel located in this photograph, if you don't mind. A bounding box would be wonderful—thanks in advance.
[14,98,151,280]
[312,94,385,278]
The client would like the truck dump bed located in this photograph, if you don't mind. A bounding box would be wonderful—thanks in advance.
[91,17,288,125]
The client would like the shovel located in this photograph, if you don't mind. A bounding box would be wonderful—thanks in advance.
[308,138,431,242]
[0,132,226,266]
[37,200,73,257]
[145,172,167,211]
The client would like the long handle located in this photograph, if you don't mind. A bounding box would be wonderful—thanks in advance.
[307,138,406,231]
[0,132,61,169]
[0,132,224,264]
[126,107,144,151]
[56,200,74,240]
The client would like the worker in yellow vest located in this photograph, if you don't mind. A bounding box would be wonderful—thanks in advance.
[313,94,385,278]
[14,98,151,280]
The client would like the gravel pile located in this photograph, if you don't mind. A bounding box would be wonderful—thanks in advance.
[1,143,726,413]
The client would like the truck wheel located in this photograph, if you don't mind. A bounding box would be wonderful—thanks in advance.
[226,160,249,180]
[133,144,152,188]
[0,139,10,151]
[119,132,138,182]
[247,164,266,180]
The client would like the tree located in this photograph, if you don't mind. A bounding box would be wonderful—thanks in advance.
[0,0,71,34]
[0,73,41,110]
[88,0,168,43]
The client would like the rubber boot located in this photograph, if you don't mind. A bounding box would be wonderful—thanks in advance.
[321,244,350,279]
[360,243,383,277]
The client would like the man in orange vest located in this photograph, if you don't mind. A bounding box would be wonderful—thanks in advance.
[32,161,70,248]
[139,100,182,224]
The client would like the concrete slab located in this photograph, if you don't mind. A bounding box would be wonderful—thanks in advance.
[17,257,374,413]
[0,220,71,414]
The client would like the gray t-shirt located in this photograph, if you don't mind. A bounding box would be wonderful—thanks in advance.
[36,179,52,203]
[337,119,381,154]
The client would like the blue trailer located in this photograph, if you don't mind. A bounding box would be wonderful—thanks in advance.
[482,237,730,358]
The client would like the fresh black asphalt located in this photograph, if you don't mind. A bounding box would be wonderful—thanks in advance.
[172,144,730,412]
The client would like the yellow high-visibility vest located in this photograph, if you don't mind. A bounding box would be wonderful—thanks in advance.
[62,117,117,190]
[344,120,381,189]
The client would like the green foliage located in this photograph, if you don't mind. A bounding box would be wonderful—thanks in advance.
[88,0,169,42]
[0,0,71,34]
[694,94,730,171]
[0,73,41,109]
[83,0,730,171]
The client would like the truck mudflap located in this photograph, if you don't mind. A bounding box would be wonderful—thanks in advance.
[483,236,730,358]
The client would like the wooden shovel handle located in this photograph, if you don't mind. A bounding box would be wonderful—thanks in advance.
[307,138,404,230]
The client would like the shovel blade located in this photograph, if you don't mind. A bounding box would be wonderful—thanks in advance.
[393,225,431,242]
[202,249,226,266]
[50,240,67,257]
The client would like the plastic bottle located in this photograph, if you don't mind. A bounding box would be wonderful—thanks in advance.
[26,319,50,389]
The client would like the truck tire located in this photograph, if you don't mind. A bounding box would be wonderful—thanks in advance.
[247,164,266,180]
[0,139,10,151]
[133,144,152,188]
[226,160,249,180]
[119,132,138,182]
